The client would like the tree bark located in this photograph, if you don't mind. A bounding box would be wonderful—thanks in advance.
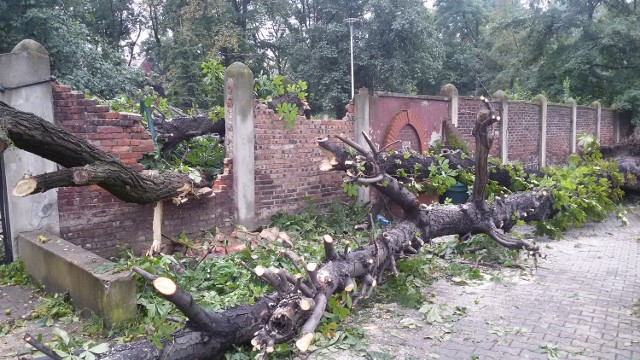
[0,101,213,204]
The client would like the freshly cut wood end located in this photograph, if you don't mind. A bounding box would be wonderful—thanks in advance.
[295,332,314,352]
[319,159,335,172]
[13,178,37,197]
[153,277,178,296]
[255,265,266,276]
[299,297,313,311]
[266,346,274,353]
[344,280,355,292]
[306,263,318,272]
[322,234,334,243]
[72,169,90,185]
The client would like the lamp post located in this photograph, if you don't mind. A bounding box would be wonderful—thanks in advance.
[345,18,359,100]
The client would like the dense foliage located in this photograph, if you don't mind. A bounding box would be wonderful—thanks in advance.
[3,1,638,120]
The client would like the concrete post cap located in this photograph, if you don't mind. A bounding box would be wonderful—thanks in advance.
[11,39,48,57]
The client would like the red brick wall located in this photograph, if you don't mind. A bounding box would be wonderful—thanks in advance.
[600,109,615,146]
[546,105,571,166]
[576,107,597,139]
[455,98,623,169]
[254,103,353,220]
[51,82,627,256]
[504,102,538,168]
[53,85,234,256]
[457,98,502,158]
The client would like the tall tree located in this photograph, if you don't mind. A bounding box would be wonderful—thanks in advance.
[434,0,490,95]
[359,0,443,94]
[0,1,143,98]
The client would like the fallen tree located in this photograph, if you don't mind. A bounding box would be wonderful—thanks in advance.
[93,99,564,359]
[0,101,214,204]
[3,99,626,358]
[0,100,216,254]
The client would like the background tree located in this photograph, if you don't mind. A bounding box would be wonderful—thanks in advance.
[0,0,143,98]
[359,0,444,95]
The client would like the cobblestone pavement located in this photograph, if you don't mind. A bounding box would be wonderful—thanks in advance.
[340,212,640,360]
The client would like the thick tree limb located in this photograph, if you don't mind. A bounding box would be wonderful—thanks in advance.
[0,101,213,204]
[153,115,224,155]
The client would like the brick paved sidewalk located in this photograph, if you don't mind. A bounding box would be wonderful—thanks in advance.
[341,211,640,360]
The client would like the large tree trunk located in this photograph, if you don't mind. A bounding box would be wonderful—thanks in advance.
[91,101,556,359]
[0,101,213,204]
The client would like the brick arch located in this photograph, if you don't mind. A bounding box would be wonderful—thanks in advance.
[383,109,429,153]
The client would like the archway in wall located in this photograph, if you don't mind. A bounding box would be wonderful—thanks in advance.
[383,109,430,153]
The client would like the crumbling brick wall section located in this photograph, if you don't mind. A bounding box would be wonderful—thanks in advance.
[253,103,353,221]
[52,84,234,257]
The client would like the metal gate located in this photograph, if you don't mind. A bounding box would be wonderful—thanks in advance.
[0,158,11,263]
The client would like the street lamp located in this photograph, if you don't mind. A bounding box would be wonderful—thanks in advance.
[345,18,359,100]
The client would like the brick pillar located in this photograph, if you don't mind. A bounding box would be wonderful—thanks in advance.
[441,84,458,128]
[493,90,508,164]
[354,88,370,203]
[224,62,255,228]
[566,98,577,153]
[0,40,61,260]
[534,94,548,169]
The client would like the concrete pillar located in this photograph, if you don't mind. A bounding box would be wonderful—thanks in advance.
[566,98,577,153]
[354,88,370,203]
[493,90,508,164]
[224,62,255,228]
[0,40,60,260]
[591,101,601,143]
[534,94,548,169]
[441,84,458,127]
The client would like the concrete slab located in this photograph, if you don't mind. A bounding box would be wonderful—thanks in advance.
[17,232,136,326]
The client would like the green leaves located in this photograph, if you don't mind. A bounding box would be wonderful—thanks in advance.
[534,135,624,238]
[275,102,299,131]
[0,259,29,286]
[427,157,459,195]
[32,328,110,360]
[418,304,443,324]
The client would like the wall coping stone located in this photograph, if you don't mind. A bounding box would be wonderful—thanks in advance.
[373,91,449,101]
